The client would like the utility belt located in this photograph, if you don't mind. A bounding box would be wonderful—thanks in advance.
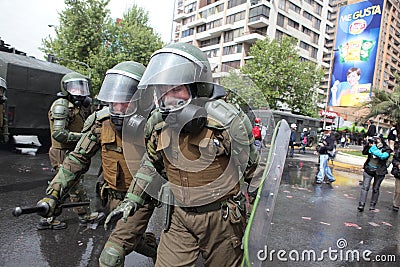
[180,199,227,213]
[107,189,126,200]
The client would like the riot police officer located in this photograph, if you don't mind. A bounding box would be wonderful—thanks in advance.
[36,62,157,262]
[38,71,101,230]
[110,43,260,266]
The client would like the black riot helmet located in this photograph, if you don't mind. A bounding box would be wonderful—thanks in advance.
[97,61,146,131]
[0,77,7,104]
[59,72,91,107]
[137,43,215,133]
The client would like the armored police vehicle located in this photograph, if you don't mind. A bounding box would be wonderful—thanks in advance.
[0,51,73,151]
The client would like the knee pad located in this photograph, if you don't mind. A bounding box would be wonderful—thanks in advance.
[99,242,125,267]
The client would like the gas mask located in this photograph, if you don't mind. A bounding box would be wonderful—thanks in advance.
[163,101,207,135]
[157,85,207,134]
[70,95,91,108]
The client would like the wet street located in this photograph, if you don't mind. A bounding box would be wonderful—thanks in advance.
[0,148,398,266]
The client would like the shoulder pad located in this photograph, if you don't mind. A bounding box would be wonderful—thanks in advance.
[51,98,70,119]
[206,99,253,145]
[82,107,109,132]
[96,106,110,122]
[205,99,239,129]
[144,109,164,138]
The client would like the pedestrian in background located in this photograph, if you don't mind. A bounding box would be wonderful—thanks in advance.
[366,119,377,139]
[314,126,336,184]
[252,117,263,153]
[358,135,392,212]
[298,128,308,154]
[288,123,297,157]
[390,142,400,212]
[388,124,397,151]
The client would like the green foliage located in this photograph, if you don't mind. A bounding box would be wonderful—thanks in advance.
[359,73,400,129]
[41,0,164,94]
[241,36,324,117]
[220,69,268,111]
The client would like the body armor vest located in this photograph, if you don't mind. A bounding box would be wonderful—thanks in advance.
[156,126,239,206]
[49,101,86,149]
[101,120,136,191]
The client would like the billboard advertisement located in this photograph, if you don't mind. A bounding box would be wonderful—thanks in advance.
[328,0,384,107]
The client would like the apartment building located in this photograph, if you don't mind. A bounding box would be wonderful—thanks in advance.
[172,0,333,76]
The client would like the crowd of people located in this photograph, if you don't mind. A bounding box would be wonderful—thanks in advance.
[286,119,400,213]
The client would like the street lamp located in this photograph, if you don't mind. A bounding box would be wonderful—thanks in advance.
[322,48,339,129]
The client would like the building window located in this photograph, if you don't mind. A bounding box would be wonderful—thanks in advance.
[182,28,194,37]
[199,3,224,19]
[206,19,222,30]
[302,26,312,36]
[278,0,287,11]
[313,18,321,29]
[204,47,220,58]
[226,11,246,24]
[249,5,270,22]
[223,44,243,55]
[289,2,301,14]
[222,60,241,71]
[287,18,299,30]
[277,13,285,27]
[303,11,313,21]
[184,2,197,13]
[224,27,244,42]
[315,3,322,15]
[228,0,247,9]
[197,24,207,33]
[311,47,318,59]
[276,30,286,41]
[199,37,221,47]
[182,15,195,25]
[300,41,309,51]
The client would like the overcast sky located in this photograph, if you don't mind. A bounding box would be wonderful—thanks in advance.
[0,0,175,59]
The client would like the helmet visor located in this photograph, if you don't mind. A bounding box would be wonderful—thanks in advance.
[109,101,137,117]
[154,84,192,112]
[138,54,211,89]
[65,79,90,96]
[97,73,139,102]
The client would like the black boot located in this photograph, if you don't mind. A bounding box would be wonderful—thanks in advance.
[369,203,376,211]
[357,202,365,212]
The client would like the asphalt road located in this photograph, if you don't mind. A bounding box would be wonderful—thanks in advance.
[0,148,398,267]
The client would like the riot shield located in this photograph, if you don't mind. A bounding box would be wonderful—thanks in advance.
[242,119,290,266]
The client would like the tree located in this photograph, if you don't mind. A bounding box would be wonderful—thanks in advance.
[359,74,400,131]
[241,36,325,116]
[41,0,163,94]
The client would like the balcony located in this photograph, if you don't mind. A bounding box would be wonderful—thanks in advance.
[248,16,269,28]
[186,17,207,28]
[195,31,212,41]
[173,11,187,23]
[235,32,265,44]
[207,24,234,37]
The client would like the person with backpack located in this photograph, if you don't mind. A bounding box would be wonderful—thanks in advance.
[298,128,309,154]
[314,126,336,184]
[253,117,263,152]
[358,135,392,212]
